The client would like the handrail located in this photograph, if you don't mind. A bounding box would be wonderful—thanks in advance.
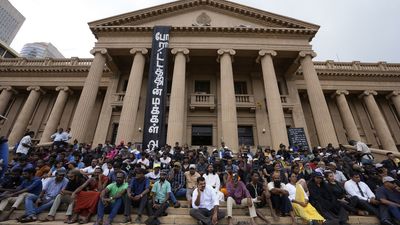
[342,144,400,158]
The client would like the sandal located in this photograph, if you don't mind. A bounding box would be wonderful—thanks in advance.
[40,216,55,222]
[20,216,37,223]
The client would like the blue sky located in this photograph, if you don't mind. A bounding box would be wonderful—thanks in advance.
[8,0,400,62]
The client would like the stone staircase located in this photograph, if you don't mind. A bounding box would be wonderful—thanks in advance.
[0,200,380,225]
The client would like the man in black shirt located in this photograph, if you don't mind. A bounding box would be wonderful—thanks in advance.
[0,168,23,194]
[42,169,85,223]
[246,171,277,222]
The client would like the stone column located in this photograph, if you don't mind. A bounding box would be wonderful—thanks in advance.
[360,90,397,151]
[8,86,44,145]
[299,51,338,146]
[258,50,288,149]
[39,87,72,144]
[0,86,17,116]
[70,49,107,143]
[116,48,148,143]
[217,49,239,152]
[333,90,361,141]
[387,91,400,117]
[167,48,189,145]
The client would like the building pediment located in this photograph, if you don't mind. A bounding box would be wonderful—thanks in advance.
[89,0,319,39]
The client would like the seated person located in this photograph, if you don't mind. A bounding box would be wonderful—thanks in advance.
[185,164,201,207]
[190,176,225,225]
[168,162,185,208]
[95,171,128,225]
[126,168,151,223]
[226,173,257,225]
[268,171,296,225]
[286,173,324,224]
[19,168,68,223]
[203,164,225,202]
[145,170,171,225]
[376,176,400,224]
[0,168,23,195]
[0,168,42,222]
[246,171,278,221]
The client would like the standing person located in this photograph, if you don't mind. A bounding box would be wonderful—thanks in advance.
[0,168,42,222]
[71,167,108,224]
[185,164,201,207]
[145,170,171,225]
[126,168,151,223]
[268,171,296,225]
[19,169,68,223]
[190,176,225,225]
[16,131,34,156]
[226,173,257,225]
[286,173,324,224]
[94,171,128,225]
[246,171,278,221]
[348,140,374,165]
[41,169,85,223]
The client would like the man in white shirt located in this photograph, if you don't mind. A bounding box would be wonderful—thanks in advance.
[51,128,69,148]
[190,176,225,225]
[80,159,98,177]
[16,131,34,155]
[349,140,374,164]
[344,172,381,220]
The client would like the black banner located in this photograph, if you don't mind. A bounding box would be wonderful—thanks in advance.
[142,26,171,151]
[287,128,310,150]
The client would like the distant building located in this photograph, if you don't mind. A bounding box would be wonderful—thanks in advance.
[0,0,25,45]
[0,39,19,58]
[20,42,64,58]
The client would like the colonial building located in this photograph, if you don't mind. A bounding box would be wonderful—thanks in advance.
[1,0,400,152]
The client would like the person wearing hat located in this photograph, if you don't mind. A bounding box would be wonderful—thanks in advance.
[146,163,161,181]
[19,168,68,222]
[145,170,171,225]
[168,162,185,208]
[375,176,400,224]
[185,164,201,207]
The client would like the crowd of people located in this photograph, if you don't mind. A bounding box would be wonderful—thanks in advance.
[0,128,399,225]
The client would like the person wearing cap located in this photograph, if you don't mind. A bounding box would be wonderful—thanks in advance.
[19,168,68,222]
[382,152,400,177]
[308,171,349,224]
[185,164,201,207]
[145,170,171,225]
[226,173,257,225]
[328,162,347,184]
[190,176,225,225]
[376,176,400,223]
[0,168,42,222]
[168,162,185,208]
[146,163,161,181]
[126,168,151,223]
[344,172,382,220]
[42,169,85,223]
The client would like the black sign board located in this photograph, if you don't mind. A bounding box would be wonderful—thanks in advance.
[142,26,171,151]
[287,128,310,150]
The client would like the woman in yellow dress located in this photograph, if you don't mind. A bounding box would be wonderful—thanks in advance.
[286,173,325,224]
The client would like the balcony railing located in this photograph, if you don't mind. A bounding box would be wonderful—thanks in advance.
[189,93,215,111]
[235,94,256,111]
[280,95,294,108]
[111,92,170,108]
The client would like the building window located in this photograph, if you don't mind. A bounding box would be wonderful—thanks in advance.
[234,81,248,94]
[194,80,210,93]
[238,125,254,146]
[111,123,119,145]
[192,125,212,145]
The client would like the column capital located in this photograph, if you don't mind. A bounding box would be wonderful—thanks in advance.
[331,90,349,98]
[27,86,46,94]
[129,48,148,56]
[386,91,400,99]
[217,49,235,63]
[256,50,277,63]
[56,86,73,94]
[358,90,377,98]
[90,48,108,56]
[0,86,18,94]
[299,50,317,59]
[171,48,190,62]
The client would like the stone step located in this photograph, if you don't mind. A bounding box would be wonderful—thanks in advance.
[1,210,380,225]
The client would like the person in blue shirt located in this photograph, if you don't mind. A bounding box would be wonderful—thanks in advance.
[19,168,68,223]
[0,168,42,221]
[126,168,151,223]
